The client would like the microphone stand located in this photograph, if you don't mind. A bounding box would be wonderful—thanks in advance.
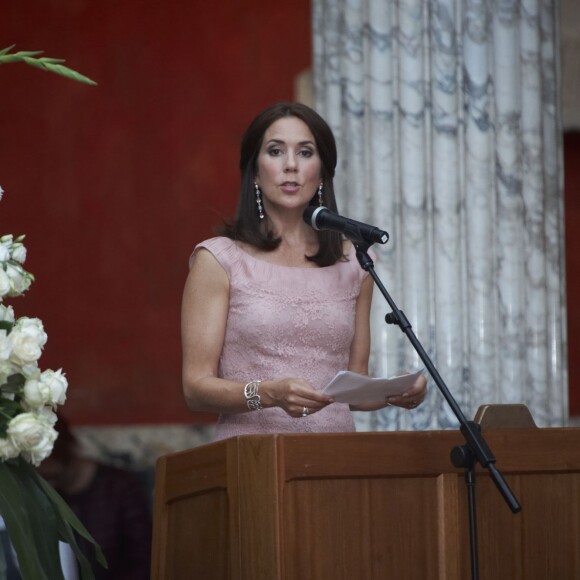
[352,240,521,580]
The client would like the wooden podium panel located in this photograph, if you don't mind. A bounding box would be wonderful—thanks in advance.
[151,429,580,579]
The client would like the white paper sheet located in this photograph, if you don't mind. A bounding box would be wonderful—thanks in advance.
[322,369,424,405]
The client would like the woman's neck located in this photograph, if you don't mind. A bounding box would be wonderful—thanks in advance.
[239,212,320,267]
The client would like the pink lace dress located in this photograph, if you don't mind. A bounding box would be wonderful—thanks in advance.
[191,236,372,440]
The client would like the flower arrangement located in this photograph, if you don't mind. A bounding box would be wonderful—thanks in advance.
[0,233,60,466]
[0,48,104,580]
[0,225,105,580]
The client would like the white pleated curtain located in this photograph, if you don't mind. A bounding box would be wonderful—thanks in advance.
[313,0,566,429]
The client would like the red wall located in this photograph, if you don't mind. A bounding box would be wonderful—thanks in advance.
[1,2,312,424]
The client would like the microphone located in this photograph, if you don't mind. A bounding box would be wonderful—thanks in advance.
[303,206,389,245]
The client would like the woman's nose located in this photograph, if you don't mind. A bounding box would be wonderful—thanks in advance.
[284,152,298,171]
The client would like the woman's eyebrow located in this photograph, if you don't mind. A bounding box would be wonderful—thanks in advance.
[265,138,315,146]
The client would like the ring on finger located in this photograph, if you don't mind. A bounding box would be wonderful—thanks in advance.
[302,406,309,417]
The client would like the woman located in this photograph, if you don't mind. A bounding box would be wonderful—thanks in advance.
[181,102,426,440]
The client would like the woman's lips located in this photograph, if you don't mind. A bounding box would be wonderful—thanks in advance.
[280,182,300,193]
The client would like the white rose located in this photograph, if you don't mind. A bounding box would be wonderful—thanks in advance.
[22,378,43,409]
[5,264,25,295]
[0,238,12,266]
[0,437,19,461]
[0,185,4,201]
[37,407,58,426]
[40,369,68,406]
[20,363,40,380]
[0,304,15,323]
[9,317,47,366]
[0,329,11,362]
[23,369,67,409]
[5,264,32,297]
[7,412,57,466]
[10,244,27,264]
[0,245,9,262]
[0,269,10,297]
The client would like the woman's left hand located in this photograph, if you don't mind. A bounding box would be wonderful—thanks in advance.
[349,373,428,412]
[385,373,428,410]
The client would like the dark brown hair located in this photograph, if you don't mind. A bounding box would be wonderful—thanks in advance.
[220,102,344,267]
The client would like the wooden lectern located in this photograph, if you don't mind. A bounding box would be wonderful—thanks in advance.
[151,428,580,579]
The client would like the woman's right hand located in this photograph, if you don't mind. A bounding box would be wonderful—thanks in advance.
[260,378,334,418]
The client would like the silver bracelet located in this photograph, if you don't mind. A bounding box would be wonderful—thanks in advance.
[244,380,262,411]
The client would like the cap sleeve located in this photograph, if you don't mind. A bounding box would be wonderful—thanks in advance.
[189,237,239,279]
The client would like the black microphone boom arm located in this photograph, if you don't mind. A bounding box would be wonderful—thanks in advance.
[303,206,389,245]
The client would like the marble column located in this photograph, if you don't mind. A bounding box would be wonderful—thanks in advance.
[313,0,566,429]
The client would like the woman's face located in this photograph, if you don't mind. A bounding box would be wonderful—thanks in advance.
[254,116,322,214]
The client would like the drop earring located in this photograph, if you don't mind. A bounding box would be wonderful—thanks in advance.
[254,183,264,220]
[317,183,324,207]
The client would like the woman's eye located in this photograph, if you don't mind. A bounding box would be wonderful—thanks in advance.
[267,147,282,156]
[299,149,313,158]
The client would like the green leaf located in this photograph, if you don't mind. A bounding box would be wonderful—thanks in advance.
[9,462,65,579]
[20,56,97,86]
[0,419,10,439]
[0,461,59,579]
[0,50,43,64]
[32,468,106,579]
[0,45,16,56]
[5,374,24,391]
[0,536,7,580]
[0,47,97,86]
[0,321,13,333]
[0,398,21,422]
[0,460,108,580]
[38,57,66,65]
[0,320,14,334]
[12,50,44,58]
[42,62,97,86]
[20,57,45,71]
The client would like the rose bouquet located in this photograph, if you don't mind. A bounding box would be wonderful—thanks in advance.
[0,232,105,579]
[0,48,104,580]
